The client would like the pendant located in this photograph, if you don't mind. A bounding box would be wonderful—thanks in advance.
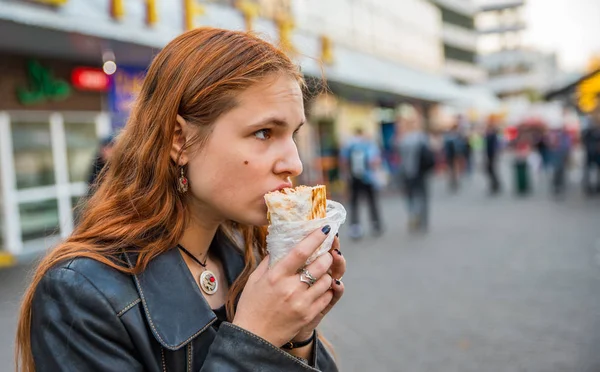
[199,270,218,295]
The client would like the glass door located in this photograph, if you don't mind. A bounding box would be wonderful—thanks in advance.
[1,111,104,256]
[10,113,60,249]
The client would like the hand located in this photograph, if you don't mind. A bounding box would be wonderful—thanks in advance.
[293,235,345,342]
[232,227,335,347]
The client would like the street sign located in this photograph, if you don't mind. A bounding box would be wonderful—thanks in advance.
[71,67,110,92]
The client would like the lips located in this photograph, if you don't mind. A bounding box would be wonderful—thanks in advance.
[271,182,293,193]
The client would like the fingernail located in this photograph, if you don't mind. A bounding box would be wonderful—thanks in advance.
[335,279,341,286]
[322,225,331,235]
[335,249,342,256]
[335,232,339,238]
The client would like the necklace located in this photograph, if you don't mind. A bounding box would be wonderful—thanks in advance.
[177,244,218,295]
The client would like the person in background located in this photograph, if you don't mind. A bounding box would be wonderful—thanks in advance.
[443,122,460,192]
[535,130,550,173]
[485,118,502,195]
[340,128,383,239]
[397,112,434,233]
[87,134,116,190]
[582,104,600,196]
[550,126,572,196]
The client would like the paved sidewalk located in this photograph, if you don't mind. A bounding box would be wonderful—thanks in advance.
[2,168,600,371]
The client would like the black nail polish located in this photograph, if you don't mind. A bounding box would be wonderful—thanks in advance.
[336,249,342,256]
[335,280,341,286]
[322,225,331,235]
[335,232,339,238]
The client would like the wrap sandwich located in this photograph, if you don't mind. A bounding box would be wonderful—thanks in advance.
[264,185,345,266]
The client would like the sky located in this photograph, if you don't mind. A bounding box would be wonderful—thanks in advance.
[522,0,600,72]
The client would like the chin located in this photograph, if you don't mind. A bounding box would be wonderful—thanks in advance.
[246,213,269,227]
[229,209,268,227]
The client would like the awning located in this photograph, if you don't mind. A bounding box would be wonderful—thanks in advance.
[544,69,600,101]
[296,32,465,103]
[1,1,482,107]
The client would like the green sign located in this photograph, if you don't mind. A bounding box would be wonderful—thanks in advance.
[16,60,71,105]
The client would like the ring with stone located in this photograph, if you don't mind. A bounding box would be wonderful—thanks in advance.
[299,268,317,287]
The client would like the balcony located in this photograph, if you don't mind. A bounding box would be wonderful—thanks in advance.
[444,59,487,84]
[442,23,478,52]
[481,71,553,95]
[478,23,526,34]
[479,0,525,12]
[430,0,477,16]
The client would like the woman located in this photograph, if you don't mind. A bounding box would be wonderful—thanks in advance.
[15,28,345,372]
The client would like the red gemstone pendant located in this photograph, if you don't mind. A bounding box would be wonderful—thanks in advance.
[199,270,218,295]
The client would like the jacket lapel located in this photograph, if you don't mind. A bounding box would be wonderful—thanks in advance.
[125,230,245,351]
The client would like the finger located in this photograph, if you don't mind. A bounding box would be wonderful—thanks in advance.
[275,225,331,275]
[303,252,333,282]
[249,255,270,281]
[255,254,270,274]
[319,279,345,316]
[329,246,346,281]
[330,236,340,251]
[305,273,332,301]
[310,286,334,316]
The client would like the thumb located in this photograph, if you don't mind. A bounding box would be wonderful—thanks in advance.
[252,254,270,277]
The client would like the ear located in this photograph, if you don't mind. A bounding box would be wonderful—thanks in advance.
[171,115,190,165]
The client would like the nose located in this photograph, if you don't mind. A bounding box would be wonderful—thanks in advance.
[273,139,303,178]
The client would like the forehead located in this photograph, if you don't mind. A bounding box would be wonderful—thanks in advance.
[236,74,303,105]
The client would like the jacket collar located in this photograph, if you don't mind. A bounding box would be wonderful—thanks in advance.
[125,230,245,351]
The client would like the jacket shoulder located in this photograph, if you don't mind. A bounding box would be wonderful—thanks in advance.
[48,257,140,316]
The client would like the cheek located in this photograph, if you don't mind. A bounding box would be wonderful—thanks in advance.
[198,156,268,199]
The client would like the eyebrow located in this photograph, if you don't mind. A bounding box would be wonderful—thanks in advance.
[249,117,305,130]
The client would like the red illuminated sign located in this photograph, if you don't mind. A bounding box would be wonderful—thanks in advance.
[71,67,110,92]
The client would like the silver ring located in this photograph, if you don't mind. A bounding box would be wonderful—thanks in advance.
[299,268,317,287]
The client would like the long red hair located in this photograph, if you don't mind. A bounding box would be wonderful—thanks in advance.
[15,27,305,372]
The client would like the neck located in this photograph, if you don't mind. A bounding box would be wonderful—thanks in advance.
[179,201,223,259]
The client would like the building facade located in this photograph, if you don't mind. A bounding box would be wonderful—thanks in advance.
[476,0,561,100]
[0,0,488,259]
[428,0,486,84]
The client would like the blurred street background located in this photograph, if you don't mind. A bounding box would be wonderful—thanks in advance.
[1,0,600,371]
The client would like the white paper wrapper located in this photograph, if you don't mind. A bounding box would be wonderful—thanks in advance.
[267,200,347,267]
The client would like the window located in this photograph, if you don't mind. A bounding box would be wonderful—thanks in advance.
[11,121,55,189]
[0,171,3,252]
[19,199,60,241]
[444,45,476,64]
[440,6,474,30]
[65,122,98,183]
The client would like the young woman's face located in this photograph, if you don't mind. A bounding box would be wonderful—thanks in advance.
[185,73,305,226]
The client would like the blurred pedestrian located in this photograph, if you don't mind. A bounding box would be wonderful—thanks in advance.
[535,130,550,173]
[87,134,116,193]
[340,128,383,239]
[397,114,434,233]
[463,132,473,176]
[443,122,460,192]
[550,126,572,196]
[16,28,342,372]
[582,104,600,196]
[485,119,502,195]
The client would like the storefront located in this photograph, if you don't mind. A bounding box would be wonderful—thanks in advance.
[0,53,111,258]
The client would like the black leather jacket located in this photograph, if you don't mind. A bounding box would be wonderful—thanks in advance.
[30,233,338,371]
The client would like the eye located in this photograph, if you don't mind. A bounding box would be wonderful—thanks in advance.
[254,129,271,140]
